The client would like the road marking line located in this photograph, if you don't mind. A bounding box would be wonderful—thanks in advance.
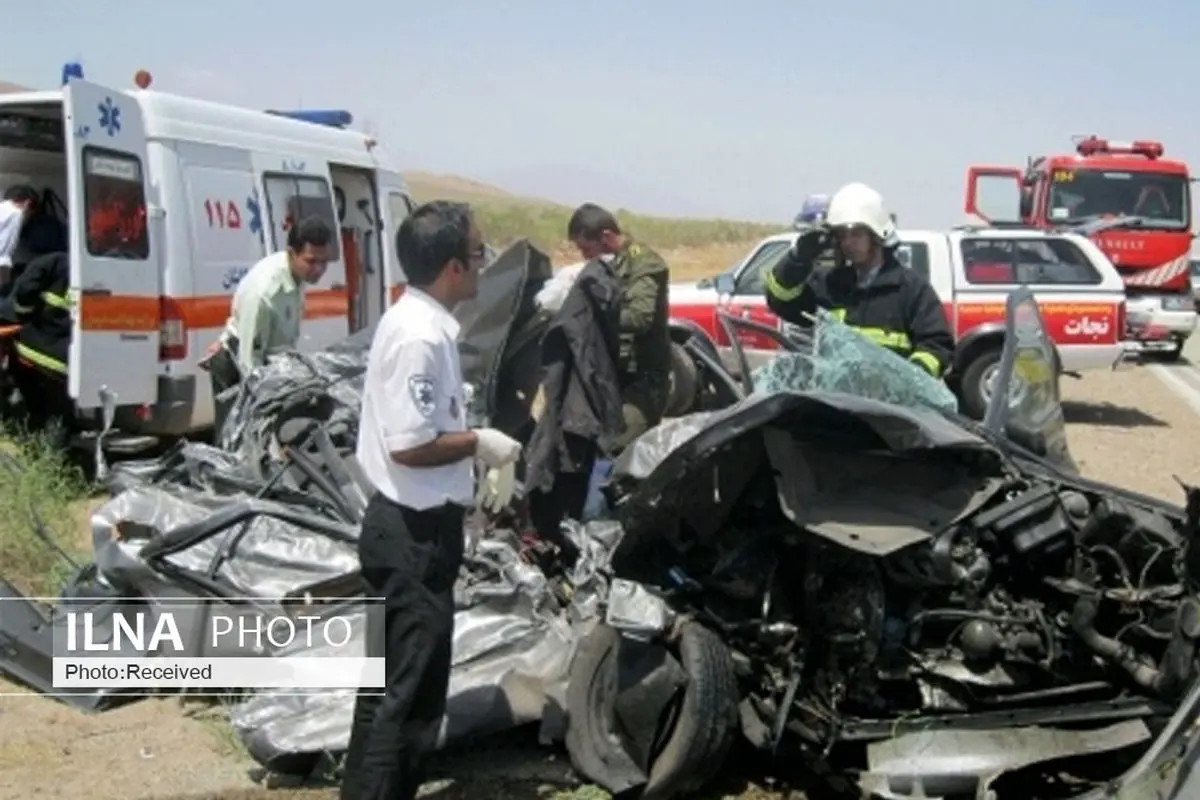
[1150,364,1200,418]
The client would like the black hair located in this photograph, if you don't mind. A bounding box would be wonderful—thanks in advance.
[396,200,473,286]
[286,215,333,251]
[567,203,621,240]
[3,184,38,205]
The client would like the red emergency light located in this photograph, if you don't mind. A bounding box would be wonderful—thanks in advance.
[1074,136,1164,160]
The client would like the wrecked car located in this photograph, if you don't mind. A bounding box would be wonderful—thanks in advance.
[560,291,1200,799]
[0,241,618,767]
[1,237,1197,800]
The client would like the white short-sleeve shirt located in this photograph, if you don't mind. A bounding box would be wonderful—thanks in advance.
[356,287,473,510]
[0,200,25,269]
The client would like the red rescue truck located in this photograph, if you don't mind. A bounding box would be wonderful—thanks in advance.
[965,136,1196,361]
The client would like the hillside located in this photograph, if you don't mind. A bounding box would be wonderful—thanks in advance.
[403,170,783,277]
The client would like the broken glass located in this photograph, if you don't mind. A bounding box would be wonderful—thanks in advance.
[750,311,960,415]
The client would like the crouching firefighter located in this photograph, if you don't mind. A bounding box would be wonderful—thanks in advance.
[764,182,954,378]
[3,251,74,445]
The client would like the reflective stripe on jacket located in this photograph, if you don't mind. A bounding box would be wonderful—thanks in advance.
[765,249,954,378]
[11,251,70,373]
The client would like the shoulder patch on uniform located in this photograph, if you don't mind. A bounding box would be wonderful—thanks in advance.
[629,244,643,257]
[408,374,437,417]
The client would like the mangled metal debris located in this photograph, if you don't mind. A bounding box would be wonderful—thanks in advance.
[556,290,1200,799]
[1,248,1198,800]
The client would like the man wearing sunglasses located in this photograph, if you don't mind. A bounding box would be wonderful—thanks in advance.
[342,200,521,800]
[765,182,953,379]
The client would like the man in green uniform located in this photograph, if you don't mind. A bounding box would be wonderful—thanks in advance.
[201,215,333,434]
[567,203,671,451]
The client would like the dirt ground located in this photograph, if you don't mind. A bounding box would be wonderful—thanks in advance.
[1059,362,1200,503]
[1,363,1198,800]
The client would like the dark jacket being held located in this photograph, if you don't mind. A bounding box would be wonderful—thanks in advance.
[524,260,625,494]
[765,247,954,377]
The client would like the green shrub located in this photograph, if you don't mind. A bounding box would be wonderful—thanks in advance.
[0,432,90,597]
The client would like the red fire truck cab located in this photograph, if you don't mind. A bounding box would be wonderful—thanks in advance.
[965,136,1195,361]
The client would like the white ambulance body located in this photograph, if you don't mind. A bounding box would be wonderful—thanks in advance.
[0,73,415,451]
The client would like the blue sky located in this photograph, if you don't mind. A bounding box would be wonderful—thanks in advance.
[4,1,1197,229]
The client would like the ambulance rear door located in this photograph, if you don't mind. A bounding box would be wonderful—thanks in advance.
[376,170,413,304]
[64,80,162,409]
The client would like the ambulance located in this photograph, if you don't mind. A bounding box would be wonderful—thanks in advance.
[0,64,415,452]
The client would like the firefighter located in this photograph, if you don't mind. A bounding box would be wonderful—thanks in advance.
[765,182,954,378]
[3,249,73,445]
[567,203,671,451]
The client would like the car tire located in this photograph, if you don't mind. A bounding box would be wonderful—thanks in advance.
[565,621,739,799]
[665,342,699,417]
[1157,345,1184,364]
[958,347,1002,421]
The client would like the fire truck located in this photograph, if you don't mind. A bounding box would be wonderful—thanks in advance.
[965,136,1196,361]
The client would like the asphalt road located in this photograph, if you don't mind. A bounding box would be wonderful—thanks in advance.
[1147,335,1200,417]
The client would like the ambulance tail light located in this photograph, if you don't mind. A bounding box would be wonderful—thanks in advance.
[1117,299,1127,341]
[159,297,187,361]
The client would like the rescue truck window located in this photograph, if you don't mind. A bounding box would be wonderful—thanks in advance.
[262,174,341,260]
[1046,170,1189,229]
[734,240,792,294]
[83,148,149,261]
[960,238,1102,286]
[894,243,930,280]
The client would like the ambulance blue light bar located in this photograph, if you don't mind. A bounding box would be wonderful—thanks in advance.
[61,62,84,86]
[265,109,353,129]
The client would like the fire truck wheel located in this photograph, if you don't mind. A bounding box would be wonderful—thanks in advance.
[959,346,1002,421]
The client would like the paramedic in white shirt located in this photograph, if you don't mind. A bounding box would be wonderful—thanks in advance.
[341,200,521,800]
[202,215,332,434]
[0,185,39,291]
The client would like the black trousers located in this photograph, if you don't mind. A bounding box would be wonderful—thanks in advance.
[208,343,241,439]
[340,494,465,800]
[11,359,72,449]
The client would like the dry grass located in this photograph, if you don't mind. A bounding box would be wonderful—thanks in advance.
[404,171,781,279]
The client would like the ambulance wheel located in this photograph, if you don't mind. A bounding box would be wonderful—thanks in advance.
[959,347,1002,421]
[665,343,699,417]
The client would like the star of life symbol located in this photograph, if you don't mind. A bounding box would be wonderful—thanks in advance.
[409,375,437,417]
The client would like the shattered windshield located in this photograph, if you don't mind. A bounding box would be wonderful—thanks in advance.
[1047,168,1189,231]
[747,293,1077,472]
[750,312,960,415]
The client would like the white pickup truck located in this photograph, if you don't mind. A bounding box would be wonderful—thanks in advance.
[668,226,1128,418]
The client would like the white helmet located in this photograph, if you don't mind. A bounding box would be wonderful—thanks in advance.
[825,182,898,246]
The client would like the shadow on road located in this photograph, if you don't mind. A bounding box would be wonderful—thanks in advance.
[1062,400,1168,429]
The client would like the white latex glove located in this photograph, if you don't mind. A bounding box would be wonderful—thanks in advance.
[475,462,516,513]
[474,427,522,469]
